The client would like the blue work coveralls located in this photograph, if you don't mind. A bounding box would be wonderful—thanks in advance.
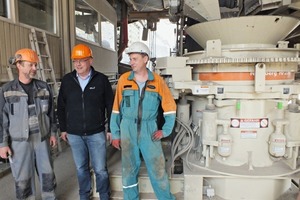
[110,69,176,200]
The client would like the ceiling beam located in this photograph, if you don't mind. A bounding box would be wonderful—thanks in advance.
[128,10,169,21]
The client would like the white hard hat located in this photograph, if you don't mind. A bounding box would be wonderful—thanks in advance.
[126,42,150,57]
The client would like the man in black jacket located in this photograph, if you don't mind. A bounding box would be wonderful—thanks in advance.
[57,44,113,200]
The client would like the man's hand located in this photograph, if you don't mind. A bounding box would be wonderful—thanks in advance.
[0,146,12,159]
[106,132,112,144]
[152,130,163,141]
[112,139,121,150]
[60,131,68,142]
[49,135,57,148]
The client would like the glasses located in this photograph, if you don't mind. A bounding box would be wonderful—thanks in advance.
[72,58,90,64]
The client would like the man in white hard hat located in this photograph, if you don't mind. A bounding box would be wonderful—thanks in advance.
[110,41,176,200]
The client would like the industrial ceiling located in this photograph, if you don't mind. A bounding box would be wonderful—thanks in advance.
[108,0,300,49]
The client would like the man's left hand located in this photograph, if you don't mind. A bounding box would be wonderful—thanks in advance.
[49,136,57,147]
[152,130,163,141]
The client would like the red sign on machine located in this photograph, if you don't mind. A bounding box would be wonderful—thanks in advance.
[230,118,269,128]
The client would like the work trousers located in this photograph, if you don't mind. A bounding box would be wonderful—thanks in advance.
[10,133,56,200]
[120,118,175,200]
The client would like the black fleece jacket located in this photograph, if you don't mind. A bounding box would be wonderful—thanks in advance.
[57,67,113,135]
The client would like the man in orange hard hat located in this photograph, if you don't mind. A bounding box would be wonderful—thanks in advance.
[57,44,113,200]
[0,48,57,199]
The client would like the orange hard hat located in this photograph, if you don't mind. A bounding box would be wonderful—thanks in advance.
[10,48,39,65]
[71,44,93,59]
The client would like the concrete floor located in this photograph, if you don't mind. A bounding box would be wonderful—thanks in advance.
[0,145,299,200]
[0,147,80,200]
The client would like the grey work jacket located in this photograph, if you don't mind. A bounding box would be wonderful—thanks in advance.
[0,79,57,147]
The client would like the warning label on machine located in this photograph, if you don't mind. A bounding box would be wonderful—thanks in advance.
[240,130,257,139]
[230,118,268,128]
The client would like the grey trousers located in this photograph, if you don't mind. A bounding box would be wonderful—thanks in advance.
[10,133,56,200]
